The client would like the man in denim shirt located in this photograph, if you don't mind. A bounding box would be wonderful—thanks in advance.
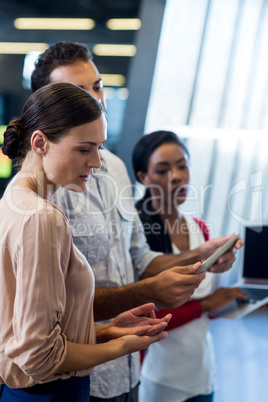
[31,41,241,402]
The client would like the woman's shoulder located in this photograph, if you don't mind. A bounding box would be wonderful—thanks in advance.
[3,185,68,228]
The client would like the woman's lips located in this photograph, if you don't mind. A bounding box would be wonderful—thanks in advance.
[80,169,95,182]
[80,175,91,183]
[172,187,187,197]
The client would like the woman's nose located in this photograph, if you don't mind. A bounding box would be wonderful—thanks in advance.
[87,151,102,169]
[171,168,181,182]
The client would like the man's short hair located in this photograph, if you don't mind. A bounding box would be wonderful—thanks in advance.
[31,41,93,93]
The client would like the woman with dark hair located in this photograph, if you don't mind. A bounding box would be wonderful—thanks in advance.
[0,84,171,402]
[132,131,246,402]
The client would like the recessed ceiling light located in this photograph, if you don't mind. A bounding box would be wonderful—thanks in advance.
[101,74,126,86]
[117,88,129,100]
[93,44,136,57]
[0,42,48,54]
[14,18,95,30]
[106,19,142,30]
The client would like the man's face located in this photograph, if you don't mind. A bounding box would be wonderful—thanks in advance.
[49,60,106,109]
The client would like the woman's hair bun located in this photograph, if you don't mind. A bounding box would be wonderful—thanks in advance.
[2,118,21,160]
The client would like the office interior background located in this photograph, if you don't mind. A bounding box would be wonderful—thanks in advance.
[0,0,267,400]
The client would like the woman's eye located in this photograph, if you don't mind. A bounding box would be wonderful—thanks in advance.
[80,150,90,154]
[179,164,188,170]
[156,170,168,175]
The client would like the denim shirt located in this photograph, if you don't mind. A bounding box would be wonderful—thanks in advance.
[53,149,160,398]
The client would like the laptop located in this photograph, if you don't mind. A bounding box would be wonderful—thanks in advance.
[209,225,268,319]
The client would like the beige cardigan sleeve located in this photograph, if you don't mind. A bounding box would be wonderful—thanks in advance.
[4,208,71,382]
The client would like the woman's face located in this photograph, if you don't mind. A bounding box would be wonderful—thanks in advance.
[141,142,190,207]
[43,115,107,192]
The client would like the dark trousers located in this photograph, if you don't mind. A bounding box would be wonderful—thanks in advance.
[0,376,90,401]
[90,383,139,402]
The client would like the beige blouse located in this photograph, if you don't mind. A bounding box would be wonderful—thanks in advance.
[0,186,96,388]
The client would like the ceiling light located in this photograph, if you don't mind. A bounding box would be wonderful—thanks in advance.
[93,44,136,57]
[104,87,129,99]
[103,88,115,99]
[0,42,48,54]
[14,18,95,30]
[101,74,126,87]
[106,18,142,30]
[117,88,129,100]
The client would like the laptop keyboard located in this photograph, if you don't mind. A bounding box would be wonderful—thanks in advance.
[237,287,268,303]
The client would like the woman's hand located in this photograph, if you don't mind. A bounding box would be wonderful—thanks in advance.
[199,234,244,273]
[59,307,170,373]
[200,287,248,313]
[109,331,168,356]
[96,303,171,343]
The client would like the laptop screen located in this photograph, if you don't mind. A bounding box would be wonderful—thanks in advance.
[243,226,268,281]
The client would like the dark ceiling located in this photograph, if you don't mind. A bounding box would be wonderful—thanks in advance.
[0,0,141,19]
[0,0,142,119]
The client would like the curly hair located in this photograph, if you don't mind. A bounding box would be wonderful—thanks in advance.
[31,41,93,93]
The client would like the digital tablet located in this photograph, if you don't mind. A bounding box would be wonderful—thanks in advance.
[195,234,240,274]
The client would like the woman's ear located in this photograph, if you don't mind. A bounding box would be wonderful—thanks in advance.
[31,130,48,156]
[137,171,148,185]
